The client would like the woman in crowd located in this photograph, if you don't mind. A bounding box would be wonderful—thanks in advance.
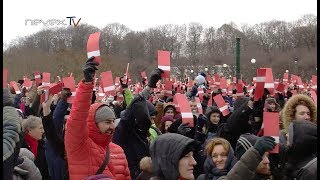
[21,115,51,179]
[197,137,237,180]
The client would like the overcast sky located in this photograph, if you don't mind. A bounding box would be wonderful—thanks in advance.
[4,0,317,45]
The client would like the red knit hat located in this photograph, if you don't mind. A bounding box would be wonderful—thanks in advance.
[160,115,174,125]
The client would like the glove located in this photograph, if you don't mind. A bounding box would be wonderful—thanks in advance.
[82,56,98,82]
[254,136,276,156]
[148,68,164,88]
[120,77,128,89]
[197,114,207,130]
[61,88,72,102]
[178,122,192,136]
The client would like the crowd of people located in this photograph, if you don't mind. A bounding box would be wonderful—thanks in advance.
[3,56,317,180]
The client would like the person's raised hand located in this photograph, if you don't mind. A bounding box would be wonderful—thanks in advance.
[82,56,98,82]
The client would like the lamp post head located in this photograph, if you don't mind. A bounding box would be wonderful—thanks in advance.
[251,58,256,64]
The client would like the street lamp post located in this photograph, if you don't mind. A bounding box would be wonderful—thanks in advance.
[251,58,256,80]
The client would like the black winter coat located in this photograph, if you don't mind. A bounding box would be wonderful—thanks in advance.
[20,136,51,180]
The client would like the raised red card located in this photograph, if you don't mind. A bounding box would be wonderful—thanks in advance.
[174,94,194,127]
[213,94,230,116]
[195,97,203,115]
[101,71,116,96]
[158,50,170,78]
[42,72,51,88]
[63,77,76,103]
[87,32,101,65]
[263,112,279,153]
[3,69,8,88]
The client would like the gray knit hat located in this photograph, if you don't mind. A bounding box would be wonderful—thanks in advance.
[95,105,116,123]
[235,133,258,159]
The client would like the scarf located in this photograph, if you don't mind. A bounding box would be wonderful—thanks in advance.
[24,133,38,158]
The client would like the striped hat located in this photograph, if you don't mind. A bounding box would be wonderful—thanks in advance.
[235,133,258,159]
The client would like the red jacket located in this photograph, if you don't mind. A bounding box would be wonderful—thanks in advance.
[65,81,131,180]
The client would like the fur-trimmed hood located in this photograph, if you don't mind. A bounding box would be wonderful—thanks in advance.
[281,94,317,132]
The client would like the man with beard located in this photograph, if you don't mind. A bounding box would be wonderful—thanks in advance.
[64,57,131,180]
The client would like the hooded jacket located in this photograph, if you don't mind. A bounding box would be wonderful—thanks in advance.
[150,133,196,180]
[3,106,22,180]
[217,147,269,180]
[13,148,42,180]
[281,94,317,133]
[282,120,317,180]
[113,94,152,179]
[200,143,237,180]
[64,81,131,180]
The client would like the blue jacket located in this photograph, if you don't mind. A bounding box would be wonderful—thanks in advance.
[44,99,69,180]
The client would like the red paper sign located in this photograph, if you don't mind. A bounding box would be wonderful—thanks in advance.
[63,77,76,103]
[101,71,116,96]
[311,75,317,87]
[158,50,170,78]
[42,72,51,88]
[3,69,8,88]
[197,88,204,101]
[41,82,63,103]
[275,83,285,93]
[263,112,279,153]
[165,80,173,97]
[283,73,288,83]
[236,84,244,97]
[254,69,267,101]
[213,94,230,116]
[97,86,105,101]
[174,94,194,127]
[87,32,101,65]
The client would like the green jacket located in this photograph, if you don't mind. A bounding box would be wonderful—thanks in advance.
[123,88,134,107]
[149,124,161,143]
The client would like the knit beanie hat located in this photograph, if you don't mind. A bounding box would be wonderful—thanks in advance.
[95,105,116,123]
[235,133,259,159]
[161,115,174,125]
